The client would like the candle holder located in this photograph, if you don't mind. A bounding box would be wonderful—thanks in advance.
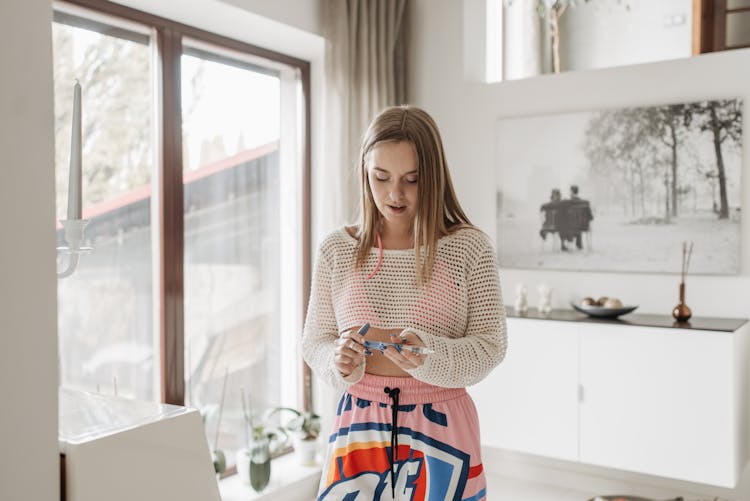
[57,219,92,279]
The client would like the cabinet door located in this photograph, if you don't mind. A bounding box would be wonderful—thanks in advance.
[578,323,736,487]
[470,317,579,461]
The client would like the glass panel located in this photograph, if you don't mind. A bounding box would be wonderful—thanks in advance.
[53,20,155,400]
[181,47,293,464]
[726,11,750,47]
[727,0,750,10]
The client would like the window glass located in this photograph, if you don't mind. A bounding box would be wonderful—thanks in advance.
[53,18,156,400]
[727,0,750,10]
[726,11,750,47]
[181,46,297,460]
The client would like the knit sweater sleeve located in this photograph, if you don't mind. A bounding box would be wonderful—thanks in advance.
[406,232,507,387]
[301,237,364,391]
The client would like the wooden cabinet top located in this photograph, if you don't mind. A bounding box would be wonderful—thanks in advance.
[506,307,747,332]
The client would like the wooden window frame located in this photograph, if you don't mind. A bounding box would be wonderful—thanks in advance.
[57,0,313,409]
[694,0,750,53]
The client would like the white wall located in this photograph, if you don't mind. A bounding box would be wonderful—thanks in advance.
[111,0,324,66]
[218,0,322,35]
[0,1,59,500]
[409,0,750,321]
[561,0,692,72]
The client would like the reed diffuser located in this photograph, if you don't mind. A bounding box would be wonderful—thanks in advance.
[672,241,693,322]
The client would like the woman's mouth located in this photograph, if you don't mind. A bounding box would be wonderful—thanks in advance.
[387,204,407,214]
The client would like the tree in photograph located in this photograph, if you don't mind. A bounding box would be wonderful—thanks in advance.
[584,107,662,219]
[585,102,705,222]
[644,104,689,218]
[684,99,742,219]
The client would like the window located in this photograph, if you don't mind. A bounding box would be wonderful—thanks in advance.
[181,41,305,457]
[695,0,750,53]
[53,10,156,400]
[53,0,310,469]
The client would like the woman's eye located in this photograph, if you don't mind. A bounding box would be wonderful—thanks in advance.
[406,178,418,184]
[375,176,389,182]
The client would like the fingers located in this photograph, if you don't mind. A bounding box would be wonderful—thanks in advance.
[335,326,368,376]
[384,331,424,369]
[382,345,423,369]
[335,339,363,376]
[334,352,361,377]
[398,329,424,346]
[338,329,365,356]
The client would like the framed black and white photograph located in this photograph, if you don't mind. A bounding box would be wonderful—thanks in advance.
[495,98,743,274]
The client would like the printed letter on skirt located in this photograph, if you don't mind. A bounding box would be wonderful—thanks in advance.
[318,374,487,501]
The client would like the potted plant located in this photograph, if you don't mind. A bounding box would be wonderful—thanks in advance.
[266,407,321,466]
[237,390,287,492]
[195,369,230,477]
[198,404,226,476]
[239,423,285,493]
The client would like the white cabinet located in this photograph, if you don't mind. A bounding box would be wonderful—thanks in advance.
[471,318,579,461]
[471,315,749,488]
[578,323,740,486]
[59,387,221,501]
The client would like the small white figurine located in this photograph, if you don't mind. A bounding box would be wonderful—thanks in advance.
[538,284,552,314]
[514,283,528,315]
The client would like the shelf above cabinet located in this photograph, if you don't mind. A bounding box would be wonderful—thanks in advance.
[506,307,747,332]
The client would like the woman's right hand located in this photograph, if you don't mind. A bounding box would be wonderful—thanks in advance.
[334,326,367,377]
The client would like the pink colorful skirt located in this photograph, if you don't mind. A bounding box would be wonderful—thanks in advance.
[318,374,487,500]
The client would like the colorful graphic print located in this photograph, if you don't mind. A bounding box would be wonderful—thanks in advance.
[318,393,486,501]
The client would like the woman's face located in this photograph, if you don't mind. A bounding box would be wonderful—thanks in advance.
[366,141,419,229]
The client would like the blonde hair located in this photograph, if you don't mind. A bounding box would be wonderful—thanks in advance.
[354,105,473,283]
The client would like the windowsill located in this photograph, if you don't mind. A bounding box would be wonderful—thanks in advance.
[219,453,321,501]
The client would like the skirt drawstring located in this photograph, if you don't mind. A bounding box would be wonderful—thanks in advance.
[384,386,400,499]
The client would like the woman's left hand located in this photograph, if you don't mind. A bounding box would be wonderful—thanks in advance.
[382,329,426,370]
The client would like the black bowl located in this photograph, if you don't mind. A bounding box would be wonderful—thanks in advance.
[571,302,638,319]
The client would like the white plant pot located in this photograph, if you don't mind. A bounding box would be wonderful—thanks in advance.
[292,436,319,466]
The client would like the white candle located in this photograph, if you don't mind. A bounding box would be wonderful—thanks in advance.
[67,80,82,220]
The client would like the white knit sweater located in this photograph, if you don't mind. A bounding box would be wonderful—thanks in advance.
[302,226,507,390]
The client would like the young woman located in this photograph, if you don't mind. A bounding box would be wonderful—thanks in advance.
[302,105,506,500]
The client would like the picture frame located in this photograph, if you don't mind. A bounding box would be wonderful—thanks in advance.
[495,98,743,274]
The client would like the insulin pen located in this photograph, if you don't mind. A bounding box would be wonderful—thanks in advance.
[362,339,435,355]
[352,324,434,354]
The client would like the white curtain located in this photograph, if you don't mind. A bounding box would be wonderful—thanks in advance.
[322,0,409,228]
